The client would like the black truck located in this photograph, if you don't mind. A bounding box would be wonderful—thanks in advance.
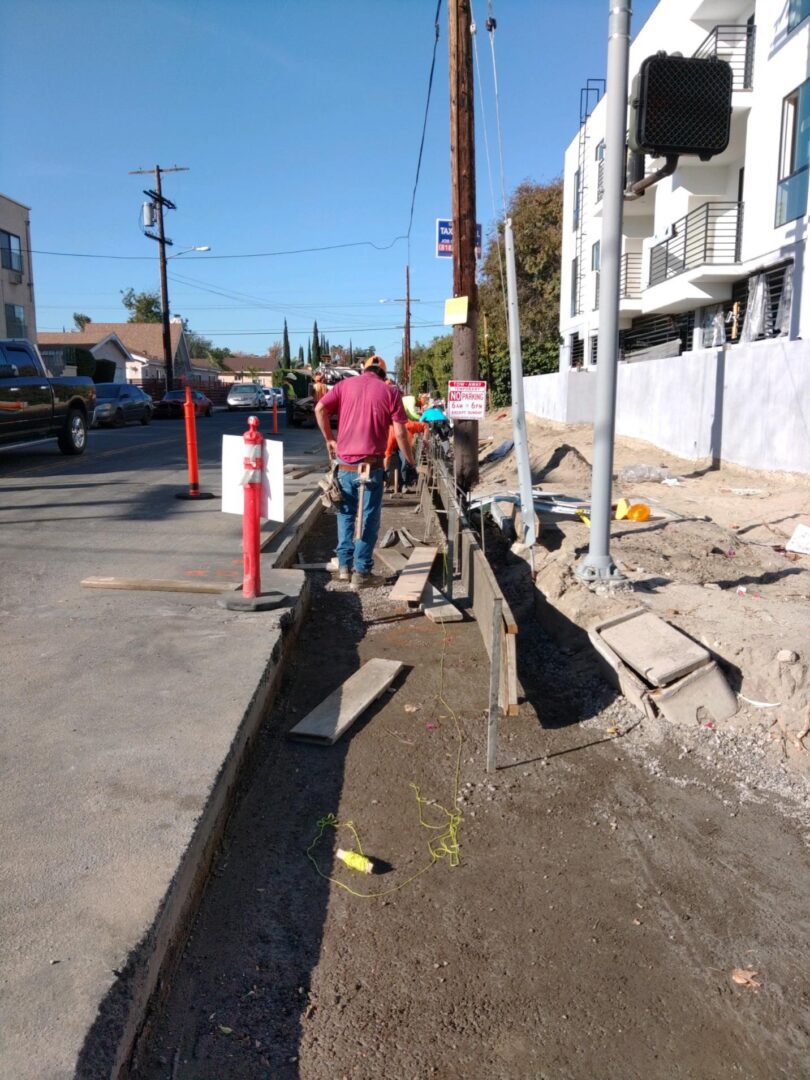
[0,339,96,455]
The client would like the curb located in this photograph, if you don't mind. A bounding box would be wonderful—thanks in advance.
[75,579,312,1079]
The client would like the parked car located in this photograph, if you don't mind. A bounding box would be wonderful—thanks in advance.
[227,384,265,411]
[153,389,214,419]
[0,339,95,455]
[261,386,285,408]
[92,383,152,427]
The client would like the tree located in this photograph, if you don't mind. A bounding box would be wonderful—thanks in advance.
[282,319,291,366]
[348,339,354,364]
[312,321,322,367]
[73,313,91,331]
[477,178,564,405]
[120,288,162,323]
[307,340,311,365]
[298,345,304,365]
[266,342,283,368]
[409,335,454,399]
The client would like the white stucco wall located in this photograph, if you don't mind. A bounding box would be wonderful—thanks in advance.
[524,339,810,474]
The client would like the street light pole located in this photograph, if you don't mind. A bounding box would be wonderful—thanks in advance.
[575,1,632,583]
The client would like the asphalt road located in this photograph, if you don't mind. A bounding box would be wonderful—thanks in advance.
[0,408,324,1079]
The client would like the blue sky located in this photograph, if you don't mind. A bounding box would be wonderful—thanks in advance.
[3,0,656,362]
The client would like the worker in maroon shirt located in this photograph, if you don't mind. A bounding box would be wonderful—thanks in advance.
[316,356,417,589]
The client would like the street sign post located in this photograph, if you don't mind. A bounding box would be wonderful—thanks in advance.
[436,219,482,259]
[447,379,487,420]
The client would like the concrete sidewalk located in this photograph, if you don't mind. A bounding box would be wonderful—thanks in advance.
[0,422,325,1078]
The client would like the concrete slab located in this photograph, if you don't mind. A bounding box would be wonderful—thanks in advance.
[597,608,709,687]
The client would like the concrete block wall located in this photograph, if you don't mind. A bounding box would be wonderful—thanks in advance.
[523,339,810,474]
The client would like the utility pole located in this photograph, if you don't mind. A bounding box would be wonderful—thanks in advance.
[575,2,631,583]
[403,264,411,389]
[449,0,479,491]
[129,164,189,391]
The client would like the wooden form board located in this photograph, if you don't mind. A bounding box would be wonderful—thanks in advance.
[288,658,404,745]
[388,546,437,605]
[460,529,519,715]
[81,576,236,595]
[375,547,409,574]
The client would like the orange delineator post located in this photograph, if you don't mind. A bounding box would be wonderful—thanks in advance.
[183,385,201,496]
[241,415,264,599]
[272,397,278,434]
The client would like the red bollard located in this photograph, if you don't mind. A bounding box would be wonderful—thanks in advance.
[272,396,278,435]
[176,385,214,500]
[241,415,264,599]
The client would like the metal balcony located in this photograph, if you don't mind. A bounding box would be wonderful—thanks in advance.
[649,202,743,287]
[694,23,755,90]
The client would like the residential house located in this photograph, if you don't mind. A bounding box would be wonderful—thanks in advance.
[38,319,192,385]
[527,0,810,474]
[218,354,281,388]
[1,194,36,341]
[38,331,134,380]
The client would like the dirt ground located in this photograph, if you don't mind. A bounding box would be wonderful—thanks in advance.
[477,411,810,785]
[133,501,810,1080]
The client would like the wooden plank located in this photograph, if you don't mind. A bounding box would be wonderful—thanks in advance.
[503,630,519,716]
[388,546,437,605]
[81,576,236,595]
[288,658,404,745]
[375,548,409,574]
[423,584,463,623]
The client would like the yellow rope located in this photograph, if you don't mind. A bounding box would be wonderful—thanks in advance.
[306,627,464,897]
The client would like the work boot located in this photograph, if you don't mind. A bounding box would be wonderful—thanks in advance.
[350,571,383,591]
[337,565,351,582]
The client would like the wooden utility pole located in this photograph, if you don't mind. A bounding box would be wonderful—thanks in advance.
[449,0,479,491]
[129,164,188,391]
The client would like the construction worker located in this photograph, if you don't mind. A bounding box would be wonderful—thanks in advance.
[316,355,417,589]
[312,372,328,404]
[284,378,297,426]
[384,419,426,491]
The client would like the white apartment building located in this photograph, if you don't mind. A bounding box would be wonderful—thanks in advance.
[526,0,810,474]
[0,194,37,341]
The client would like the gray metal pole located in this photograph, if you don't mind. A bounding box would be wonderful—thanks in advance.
[504,218,537,548]
[576,1,632,583]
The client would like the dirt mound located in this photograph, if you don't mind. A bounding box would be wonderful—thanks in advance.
[531,442,592,487]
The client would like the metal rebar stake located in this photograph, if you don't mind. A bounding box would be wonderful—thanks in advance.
[487,597,503,773]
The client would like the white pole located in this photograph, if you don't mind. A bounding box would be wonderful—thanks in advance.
[504,217,536,547]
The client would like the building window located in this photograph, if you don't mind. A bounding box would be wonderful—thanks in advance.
[570,332,584,368]
[5,304,27,338]
[776,79,810,226]
[595,140,605,162]
[0,230,23,273]
[571,256,580,316]
[592,242,601,309]
[789,0,809,32]
[590,335,599,365]
[573,168,581,231]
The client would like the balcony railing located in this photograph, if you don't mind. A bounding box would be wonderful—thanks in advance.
[694,23,755,90]
[621,253,643,299]
[649,202,743,287]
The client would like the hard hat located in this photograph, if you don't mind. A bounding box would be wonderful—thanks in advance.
[364,355,387,373]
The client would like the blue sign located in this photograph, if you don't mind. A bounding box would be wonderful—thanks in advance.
[436,219,482,259]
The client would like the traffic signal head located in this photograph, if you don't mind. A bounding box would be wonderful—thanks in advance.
[630,54,733,161]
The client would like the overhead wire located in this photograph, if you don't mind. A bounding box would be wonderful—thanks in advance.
[406,0,443,264]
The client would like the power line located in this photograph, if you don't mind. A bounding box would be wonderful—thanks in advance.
[406,0,443,259]
[26,235,407,263]
[182,322,447,337]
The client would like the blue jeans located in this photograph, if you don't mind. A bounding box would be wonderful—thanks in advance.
[336,468,384,573]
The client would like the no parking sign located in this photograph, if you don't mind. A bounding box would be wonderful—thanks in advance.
[447,380,487,420]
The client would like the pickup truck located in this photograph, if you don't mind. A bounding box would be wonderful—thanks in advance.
[0,339,96,455]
